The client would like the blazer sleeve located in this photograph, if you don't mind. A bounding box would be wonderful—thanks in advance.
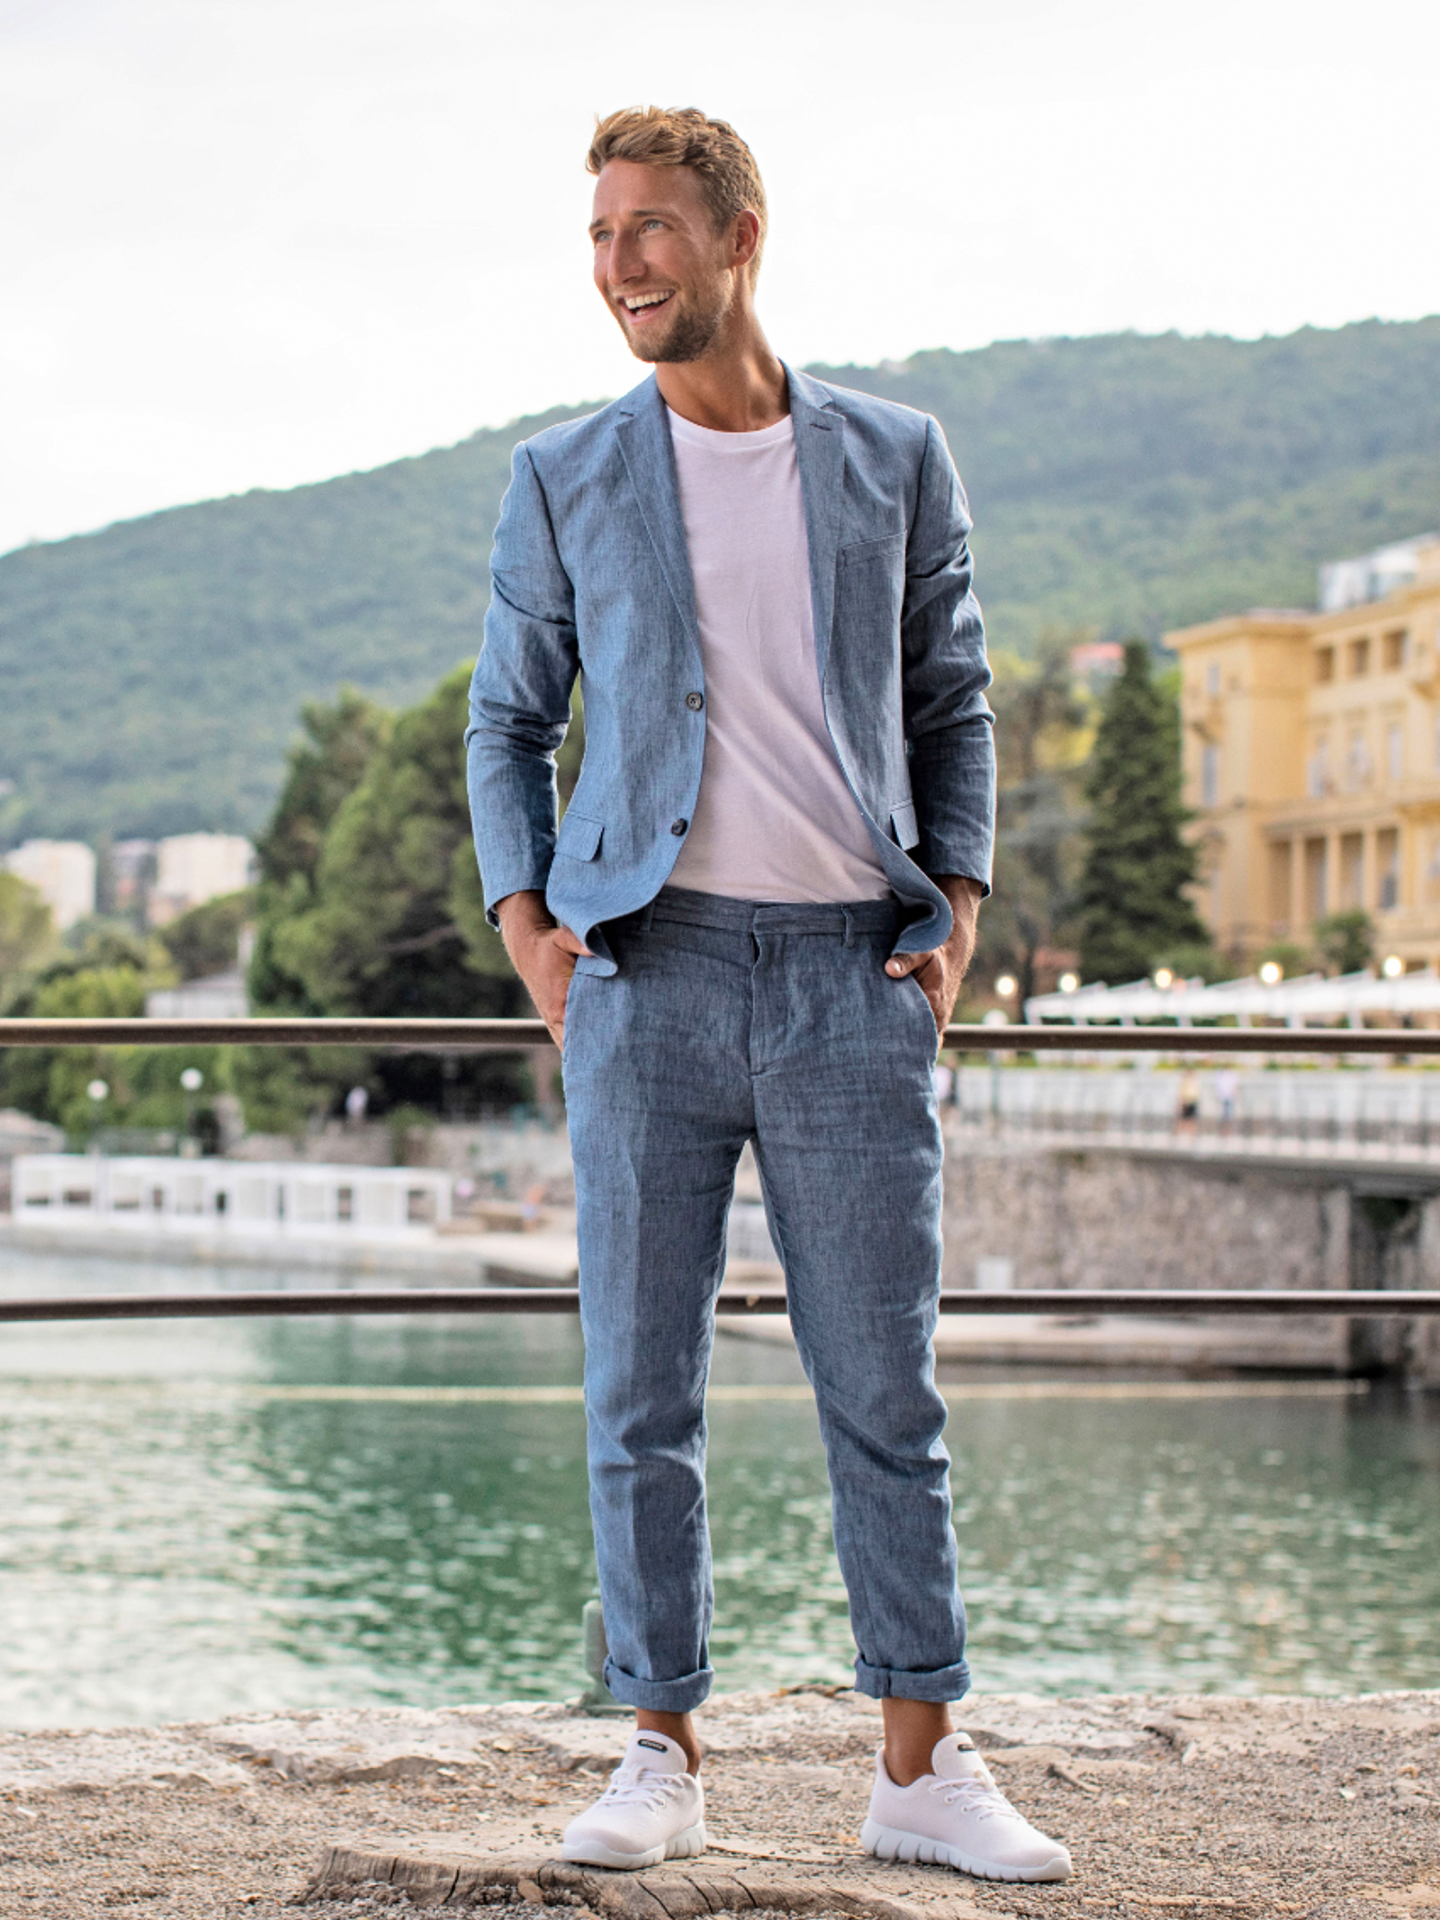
[901,415,996,893]
[465,444,579,926]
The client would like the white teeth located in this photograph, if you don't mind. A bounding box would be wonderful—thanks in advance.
[623,291,672,311]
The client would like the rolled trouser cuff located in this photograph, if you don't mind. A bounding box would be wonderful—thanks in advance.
[603,1656,714,1713]
[853,1656,971,1702]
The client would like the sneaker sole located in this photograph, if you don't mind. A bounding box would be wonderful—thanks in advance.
[860,1817,1071,1884]
[559,1821,707,1872]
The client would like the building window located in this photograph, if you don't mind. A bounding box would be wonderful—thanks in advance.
[1308,736,1330,798]
[1348,637,1371,677]
[1201,743,1219,807]
[1387,722,1403,784]
[1382,629,1407,671]
[1340,832,1364,909]
[1377,827,1400,911]
[1268,840,1292,932]
[1314,646,1335,684]
[1346,727,1372,790]
[1205,661,1221,698]
[1305,838,1328,920]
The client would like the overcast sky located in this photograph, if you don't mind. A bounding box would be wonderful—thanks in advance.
[2,0,1437,556]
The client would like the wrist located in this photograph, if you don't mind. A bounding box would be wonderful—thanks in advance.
[496,890,555,939]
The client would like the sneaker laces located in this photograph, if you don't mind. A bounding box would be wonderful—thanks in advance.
[926,1776,1014,1823]
[597,1764,688,1814]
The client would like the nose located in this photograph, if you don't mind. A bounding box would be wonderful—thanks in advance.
[608,226,643,285]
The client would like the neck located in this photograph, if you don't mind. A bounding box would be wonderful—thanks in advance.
[654,311,788,433]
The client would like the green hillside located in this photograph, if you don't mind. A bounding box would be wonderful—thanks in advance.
[3,317,1438,845]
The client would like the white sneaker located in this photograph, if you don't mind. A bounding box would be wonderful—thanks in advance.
[560,1730,706,1871]
[861,1732,1072,1883]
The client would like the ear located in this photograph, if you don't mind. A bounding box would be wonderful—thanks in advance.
[730,208,761,271]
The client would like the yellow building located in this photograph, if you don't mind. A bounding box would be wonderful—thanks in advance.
[1168,535,1440,966]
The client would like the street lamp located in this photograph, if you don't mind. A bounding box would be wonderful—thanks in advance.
[180,1066,204,1153]
[1259,961,1283,985]
[1153,967,1174,989]
[995,974,1018,999]
[85,1079,108,1154]
[1059,972,1080,994]
[1382,955,1405,979]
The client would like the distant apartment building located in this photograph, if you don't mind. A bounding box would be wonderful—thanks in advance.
[1069,639,1124,682]
[106,838,157,918]
[148,833,256,926]
[2,838,97,931]
[1169,534,1440,965]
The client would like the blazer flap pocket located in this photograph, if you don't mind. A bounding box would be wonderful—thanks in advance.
[890,800,920,851]
[838,530,905,566]
[556,809,603,862]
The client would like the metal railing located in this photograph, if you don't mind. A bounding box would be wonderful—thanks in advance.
[4,1015,1440,1054]
[0,1287,1437,1325]
[4,1017,1440,1326]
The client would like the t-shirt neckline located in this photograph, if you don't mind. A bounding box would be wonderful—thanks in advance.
[666,407,794,450]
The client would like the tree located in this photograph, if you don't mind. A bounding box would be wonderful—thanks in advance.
[1075,640,1207,983]
[970,634,1092,1005]
[158,889,255,981]
[267,664,514,1017]
[248,664,555,1119]
[238,667,586,1131]
[238,689,393,1134]
[0,872,56,1009]
[255,688,392,892]
[0,963,229,1140]
[247,689,390,1013]
[1314,909,1375,976]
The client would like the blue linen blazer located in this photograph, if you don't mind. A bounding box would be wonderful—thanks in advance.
[465,364,995,976]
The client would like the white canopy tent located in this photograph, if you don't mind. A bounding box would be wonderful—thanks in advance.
[1023,967,1440,1029]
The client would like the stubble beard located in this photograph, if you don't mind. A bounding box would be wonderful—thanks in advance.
[620,278,732,365]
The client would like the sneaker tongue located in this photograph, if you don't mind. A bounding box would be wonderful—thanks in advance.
[626,1731,687,1775]
[930,1732,991,1782]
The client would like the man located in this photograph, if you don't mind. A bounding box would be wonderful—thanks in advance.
[466,106,1070,1887]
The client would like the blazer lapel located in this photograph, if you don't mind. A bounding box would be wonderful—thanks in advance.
[613,377,701,654]
[787,366,844,687]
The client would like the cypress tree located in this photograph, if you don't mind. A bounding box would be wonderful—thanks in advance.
[1076,640,1206,983]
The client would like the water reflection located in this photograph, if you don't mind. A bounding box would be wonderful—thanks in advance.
[1,1248,1437,1726]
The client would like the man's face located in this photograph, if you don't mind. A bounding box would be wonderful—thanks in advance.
[590,159,736,364]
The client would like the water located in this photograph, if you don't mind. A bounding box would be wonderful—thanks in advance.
[2,1247,1439,1728]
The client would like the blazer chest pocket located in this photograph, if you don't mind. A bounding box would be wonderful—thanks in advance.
[556,810,604,861]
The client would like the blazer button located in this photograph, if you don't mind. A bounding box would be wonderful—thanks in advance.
[670,818,688,836]
[685,691,704,711]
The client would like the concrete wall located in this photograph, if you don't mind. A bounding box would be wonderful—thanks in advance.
[941,1128,1440,1381]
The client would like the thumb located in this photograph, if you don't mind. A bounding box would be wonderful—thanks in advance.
[552,926,594,959]
[886,952,921,977]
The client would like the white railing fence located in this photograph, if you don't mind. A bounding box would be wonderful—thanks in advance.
[948,1067,1440,1154]
[11,1155,453,1235]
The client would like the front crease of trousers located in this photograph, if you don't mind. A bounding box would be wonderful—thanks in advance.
[562,884,970,1713]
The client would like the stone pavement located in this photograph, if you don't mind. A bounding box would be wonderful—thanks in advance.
[0,1689,1436,1918]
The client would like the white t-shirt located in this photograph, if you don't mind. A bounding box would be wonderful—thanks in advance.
[666,407,890,903]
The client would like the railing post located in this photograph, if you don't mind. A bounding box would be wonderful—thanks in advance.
[576,1598,627,1717]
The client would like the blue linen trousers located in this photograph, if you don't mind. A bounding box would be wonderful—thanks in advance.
[563,885,970,1712]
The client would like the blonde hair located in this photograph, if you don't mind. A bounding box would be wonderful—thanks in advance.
[587,106,767,282]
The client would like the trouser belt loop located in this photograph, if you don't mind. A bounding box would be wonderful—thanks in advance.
[842,906,855,950]
[638,896,657,933]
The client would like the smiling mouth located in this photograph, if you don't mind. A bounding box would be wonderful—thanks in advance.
[619,290,675,321]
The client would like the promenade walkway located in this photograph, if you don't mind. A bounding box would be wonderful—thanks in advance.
[0,1688,1434,1918]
